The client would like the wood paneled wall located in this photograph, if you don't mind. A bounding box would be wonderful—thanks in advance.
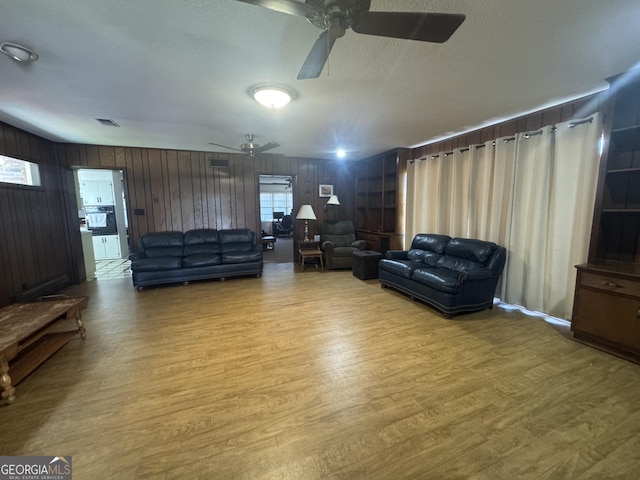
[411,93,604,157]
[55,144,356,253]
[0,90,605,308]
[1,123,356,307]
[0,122,78,308]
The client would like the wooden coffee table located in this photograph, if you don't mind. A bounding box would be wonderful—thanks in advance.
[0,296,88,404]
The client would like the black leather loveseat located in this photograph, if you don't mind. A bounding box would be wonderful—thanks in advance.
[129,229,263,291]
[378,234,506,318]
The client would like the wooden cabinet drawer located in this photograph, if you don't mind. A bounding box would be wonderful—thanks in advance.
[573,288,640,351]
[580,271,640,297]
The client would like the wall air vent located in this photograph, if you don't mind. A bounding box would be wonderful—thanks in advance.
[209,158,229,168]
[96,118,120,127]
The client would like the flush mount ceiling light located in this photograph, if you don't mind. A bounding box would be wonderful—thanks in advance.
[252,86,292,108]
[0,42,39,62]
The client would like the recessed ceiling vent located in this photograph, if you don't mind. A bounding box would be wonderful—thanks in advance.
[96,118,120,127]
[209,158,229,168]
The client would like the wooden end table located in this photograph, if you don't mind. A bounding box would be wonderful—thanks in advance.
[298,248,324,271]
[261,235,276,251]
[298,240,324,272]
[0,296,88,405]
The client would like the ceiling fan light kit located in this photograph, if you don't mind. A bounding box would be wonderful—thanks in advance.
[0,42,39,62]
[252,86,292,108]
[236,0,465,80]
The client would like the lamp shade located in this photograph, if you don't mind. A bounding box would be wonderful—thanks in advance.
[326,194,340,206]
[296,204,316,220]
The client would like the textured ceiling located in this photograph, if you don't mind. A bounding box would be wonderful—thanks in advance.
[2,0,640,160]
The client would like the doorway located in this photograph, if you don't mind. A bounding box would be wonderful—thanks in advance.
[259,175,294,263]
[75,168,131,279]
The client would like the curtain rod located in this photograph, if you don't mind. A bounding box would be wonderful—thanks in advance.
[409,117,594,162]
[523,130,543,139]
[569,117,593,127]
[410,133,519,161]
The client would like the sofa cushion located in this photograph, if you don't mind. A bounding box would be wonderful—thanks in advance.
[324,234,354,248]
[182,254,221,268]
[407,249,441,266]
[445,238,496,264]
[184,229,219,245]
[140,231,184,258]
[411,234,451,253]
[412,267,462,294]
[436,255,483,272]
[184,243,221,256]
[321,220,355,236]
[141,231,184,249]
[131,256,182,272]
[332,246,358,257]
[378,259,424,279]
[222,250,263,264]
[219,229,256,252]
[144,246,184,258]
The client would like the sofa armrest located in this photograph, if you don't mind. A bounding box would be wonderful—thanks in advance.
[129,252,145,261]
[351,240,367,250]
[385,250,409,260]
[463,268,494,281]
[321,241,335,253]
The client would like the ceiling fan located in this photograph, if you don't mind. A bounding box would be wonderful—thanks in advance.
[209,134,280,157]
[236,0,466,79]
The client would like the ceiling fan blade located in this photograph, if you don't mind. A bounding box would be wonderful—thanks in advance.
[297,30,338,80]
[253,141,280,154]
[352,12,466,43]
[208,142,243,153]
[234,0,309,18]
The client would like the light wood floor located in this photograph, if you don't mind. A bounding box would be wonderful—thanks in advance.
[1,263,640,479]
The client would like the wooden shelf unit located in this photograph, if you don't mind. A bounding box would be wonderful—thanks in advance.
[571,69,640,362]
[355,149,404,253]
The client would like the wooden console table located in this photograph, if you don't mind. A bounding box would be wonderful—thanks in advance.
[0,296,88,405]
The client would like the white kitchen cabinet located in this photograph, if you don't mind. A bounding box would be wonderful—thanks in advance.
[92,235,121,260]
[81,180,115,206]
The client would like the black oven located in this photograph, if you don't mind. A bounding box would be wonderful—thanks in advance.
[85,205,117,236]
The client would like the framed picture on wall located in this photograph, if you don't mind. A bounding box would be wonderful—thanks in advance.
[319,184,333,197]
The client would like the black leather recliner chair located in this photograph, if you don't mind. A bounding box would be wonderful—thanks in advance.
[320,220,367,269]
[273,215,293,237]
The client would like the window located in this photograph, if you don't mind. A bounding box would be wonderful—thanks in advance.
[0,154,41,187]
[260,192,293,222]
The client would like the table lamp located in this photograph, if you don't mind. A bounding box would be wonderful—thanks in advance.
[296,204,316,242]
[323,194,340,211]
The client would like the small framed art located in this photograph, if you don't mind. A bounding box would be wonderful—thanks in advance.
[319,184,333,197]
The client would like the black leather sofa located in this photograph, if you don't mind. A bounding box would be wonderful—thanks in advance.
[378,234,506,318]
[129,229,263,291]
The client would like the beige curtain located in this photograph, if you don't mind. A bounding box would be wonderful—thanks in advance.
[406,153,450,243]
[404,114,601,319]
[544,116,602,318]
[446,149,473,237]
[502,127,554,311]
